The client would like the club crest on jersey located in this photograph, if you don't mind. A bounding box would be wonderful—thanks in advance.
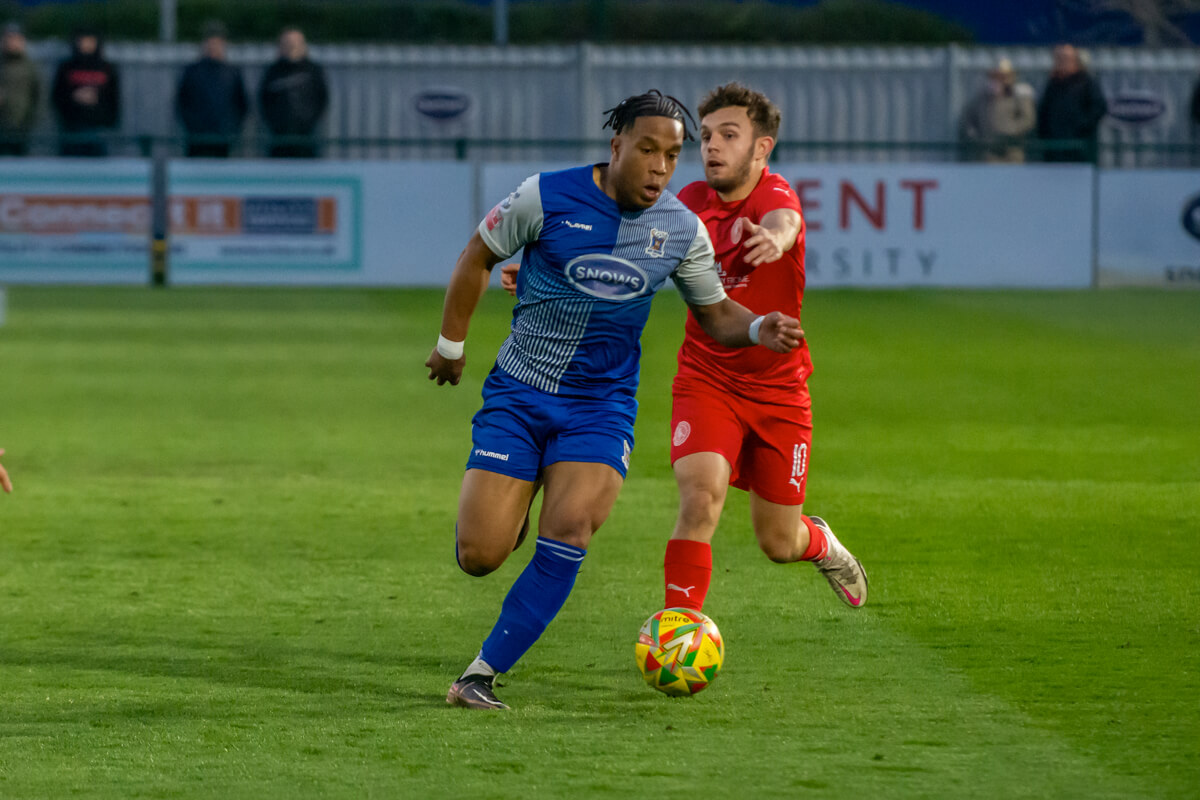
[564,254,649,301]
[645,228,669,257]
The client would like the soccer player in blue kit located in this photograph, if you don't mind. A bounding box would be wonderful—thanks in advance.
[426,91,803,710]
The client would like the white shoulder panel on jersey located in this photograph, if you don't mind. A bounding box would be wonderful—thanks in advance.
[478,174,544,260]
[671,221,727,307]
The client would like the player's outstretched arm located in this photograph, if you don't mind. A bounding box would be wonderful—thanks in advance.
[0,449,12,493]
[426,232,505,386]
[690,298,803,354]
[739,209,802,267]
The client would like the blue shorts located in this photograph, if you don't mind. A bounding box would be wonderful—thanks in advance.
[466,368,637,481]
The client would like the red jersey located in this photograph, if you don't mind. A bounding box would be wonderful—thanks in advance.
[676,168,812,403]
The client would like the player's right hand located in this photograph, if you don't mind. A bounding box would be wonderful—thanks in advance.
[499,264,519,296]
[758,311,804,354]
[425,350,465,386]
[0,448,12,493]
[738,218,787,266]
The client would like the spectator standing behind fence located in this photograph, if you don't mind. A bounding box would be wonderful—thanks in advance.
[258,27,328,158]
[176,21,247,158]
[1189,72,1200,165]
[1036,44,1107,163]
[51,29,120,157]
[959,58,1036,163]
[0,22,39,156]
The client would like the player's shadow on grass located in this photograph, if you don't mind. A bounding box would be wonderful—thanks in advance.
[489,667,672,717]
[0,629,460,711]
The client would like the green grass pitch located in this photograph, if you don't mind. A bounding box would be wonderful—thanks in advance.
[0,286,1196,798]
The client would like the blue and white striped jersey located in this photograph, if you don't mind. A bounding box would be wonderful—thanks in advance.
[478,165,725,397]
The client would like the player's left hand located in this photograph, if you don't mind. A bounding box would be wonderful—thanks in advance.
[737,218,788,267]
[758,311,804,353]
[425,349,465,386]
[499,263,519,296]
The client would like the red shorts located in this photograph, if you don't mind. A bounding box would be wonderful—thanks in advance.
[670,370,813,505]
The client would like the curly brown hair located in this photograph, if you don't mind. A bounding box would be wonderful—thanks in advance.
[697,83,782,140]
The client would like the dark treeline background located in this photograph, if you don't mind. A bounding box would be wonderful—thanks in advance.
[0,0,977,44]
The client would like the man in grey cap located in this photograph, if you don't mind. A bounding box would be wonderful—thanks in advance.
[959,58,1036,163]
[0,21,41,156]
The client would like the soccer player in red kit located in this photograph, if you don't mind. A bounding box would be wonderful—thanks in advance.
[664,83,868,612]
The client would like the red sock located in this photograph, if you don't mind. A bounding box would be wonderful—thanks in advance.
[800,515,829,562]
[663,539,712,611]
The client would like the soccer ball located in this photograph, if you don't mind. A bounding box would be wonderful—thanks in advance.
[635,607,724,696]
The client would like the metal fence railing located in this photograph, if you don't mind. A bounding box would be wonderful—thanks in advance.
[14,42,1200,170]
[0,134,1195,167]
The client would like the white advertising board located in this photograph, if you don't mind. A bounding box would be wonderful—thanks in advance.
[0,159,151,284]
[483,162,1095,289]
[168,160,473,286]
[1,159,1093,288]
[765,163,1093,288]
[1097,169,1200,288]
[0,160,474,286]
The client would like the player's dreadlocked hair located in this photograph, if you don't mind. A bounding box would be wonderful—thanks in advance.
[602,90,697,141]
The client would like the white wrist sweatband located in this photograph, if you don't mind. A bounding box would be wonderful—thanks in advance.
[747,315,766,345]
[436,334,464,360]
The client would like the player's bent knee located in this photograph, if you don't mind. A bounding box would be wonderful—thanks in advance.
[760,544,794,564]
[456,551,502,577]
[455,535,507,577]
[756,527,799,563]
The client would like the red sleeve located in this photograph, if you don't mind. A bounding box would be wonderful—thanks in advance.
[753,172,805,245]
[676,181,710,214]
[752,172,802,217]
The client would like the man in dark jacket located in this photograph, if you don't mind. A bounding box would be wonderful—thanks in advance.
[176,21,248,158]
[1191,74,1200,129]
[51,29,120,157]
[258,27,328,158]
[1036,44,1107,163]
[1190,74,1200,166]
[0,22,40,156]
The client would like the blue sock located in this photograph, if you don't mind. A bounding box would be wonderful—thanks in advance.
[479,537,586,674]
